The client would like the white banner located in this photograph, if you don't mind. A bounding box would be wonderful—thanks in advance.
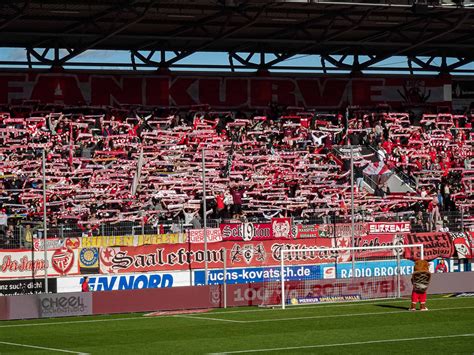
[56,271,191,293]
[188,228,223,244]
[0,248,80,279]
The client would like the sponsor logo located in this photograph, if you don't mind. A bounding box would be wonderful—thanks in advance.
[51,247,74,275]
[79,248,99,268]
[194,265,317,285]
[0,279,57,296]
[85,274,174,291]
[291,295,361,304]
[323,267,336,279]
[209,285,221,306]
[39,294,91,317]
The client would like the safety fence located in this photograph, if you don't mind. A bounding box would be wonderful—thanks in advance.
[0,210,471,250]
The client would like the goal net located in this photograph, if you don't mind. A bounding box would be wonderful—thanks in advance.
[260,244,424,309]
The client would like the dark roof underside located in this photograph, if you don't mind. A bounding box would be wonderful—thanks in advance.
[0,0,473,58]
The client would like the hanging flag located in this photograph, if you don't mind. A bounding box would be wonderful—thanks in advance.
[363,162,390,175]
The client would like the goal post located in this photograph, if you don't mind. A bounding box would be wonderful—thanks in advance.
[263,244,424,309]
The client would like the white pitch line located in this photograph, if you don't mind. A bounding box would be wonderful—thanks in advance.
[209,296,464,315]
[0,340,89,354]
[190,306,474,324]
[240,306,474,323]
[0,316,148,329]
[0,298,471,329]
[173,314,244,323]
[210,333,474,354]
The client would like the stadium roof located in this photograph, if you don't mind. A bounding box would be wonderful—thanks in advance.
[0,0,473,72]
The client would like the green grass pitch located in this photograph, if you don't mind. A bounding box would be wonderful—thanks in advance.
[0,295,473,354]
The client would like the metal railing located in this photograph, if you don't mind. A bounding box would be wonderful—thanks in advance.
[0,210,470,250]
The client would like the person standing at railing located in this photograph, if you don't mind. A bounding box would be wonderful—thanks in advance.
[427,198,441,232]
[81,276,91,292]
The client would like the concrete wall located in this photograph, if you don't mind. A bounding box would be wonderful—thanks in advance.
[0,272,473,321]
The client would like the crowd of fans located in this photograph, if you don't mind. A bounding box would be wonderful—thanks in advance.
[0,102,472,246]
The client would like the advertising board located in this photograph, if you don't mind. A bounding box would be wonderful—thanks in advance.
[0,278,57,296]
[57,271,190,293]
[38,292,92,318]
[194,265,321,285]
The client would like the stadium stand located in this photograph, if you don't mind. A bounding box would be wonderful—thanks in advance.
[0,103,472,247]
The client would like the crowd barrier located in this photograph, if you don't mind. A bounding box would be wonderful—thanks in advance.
[0,272,473,321]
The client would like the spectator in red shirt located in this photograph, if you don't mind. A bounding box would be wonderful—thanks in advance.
[81,276,91,292]
[215,191,226,218]
[435,259,448,273]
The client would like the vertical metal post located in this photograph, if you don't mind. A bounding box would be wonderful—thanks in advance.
[223,248,227,309]
[281,249,285,310]
[42,149,48,293]
[396,248,401,298]
[350,146,355,278]
[202,148,208,285]
[19,226,23,248]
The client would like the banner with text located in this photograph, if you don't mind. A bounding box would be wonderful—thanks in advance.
[404,232,455,261]
[57,271,190,293]
[98,238,335,274]
[0,248,80,279]
[80,234,185,248]
[0,72,450,108]
[187,228,223,244]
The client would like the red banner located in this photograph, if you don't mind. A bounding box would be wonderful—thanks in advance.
[470,232,474,256]
[335,234,404,260]
[271,218,293,239]
[98,238,336,274]
[450,232,472,259]
[403,233,455,261]
[295,224,319,238]
[316,223,367,238]
[219,222,272,241]
[0,72,450,108]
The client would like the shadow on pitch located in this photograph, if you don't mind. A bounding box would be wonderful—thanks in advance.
[375,304,409,310]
